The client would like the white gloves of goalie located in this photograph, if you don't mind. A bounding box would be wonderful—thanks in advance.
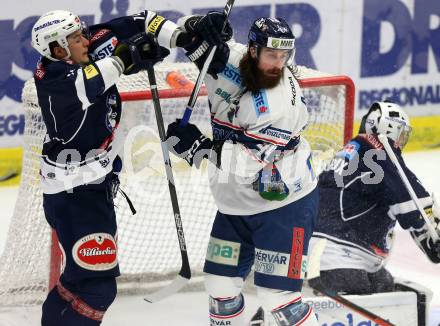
[411,195,440,263]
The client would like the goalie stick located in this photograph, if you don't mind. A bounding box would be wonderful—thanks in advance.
[307,239,395,326]
[378,134,439,242]
[179,0,235,127]
[143,63,191,303]
[310,283,396,326]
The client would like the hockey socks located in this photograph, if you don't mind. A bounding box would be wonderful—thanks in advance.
[271,299,317,326]
[209,294,245,326]
[41,277,116,326]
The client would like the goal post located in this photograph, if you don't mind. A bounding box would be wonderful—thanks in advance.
[0,62,354,306]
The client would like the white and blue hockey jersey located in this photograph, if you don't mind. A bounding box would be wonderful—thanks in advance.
[35,11,180,194]
[204,41,317,215]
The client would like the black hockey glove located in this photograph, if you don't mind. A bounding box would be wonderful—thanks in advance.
[185,41,230,79]
[431,240,440,262]
[183,11,232,79]
[113,32,170,75]
[415,233,440,263]
[183,11,233,47]
[166,120,213,168]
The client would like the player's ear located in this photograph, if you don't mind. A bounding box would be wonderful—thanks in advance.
[50,42,67,60]
[249,46,257,59]
[53,46,68,60]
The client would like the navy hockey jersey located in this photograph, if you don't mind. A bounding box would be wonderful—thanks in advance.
[311,134,432,271]
[34,12,179,193]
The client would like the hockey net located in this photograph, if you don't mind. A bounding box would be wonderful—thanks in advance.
[0,62,354,306]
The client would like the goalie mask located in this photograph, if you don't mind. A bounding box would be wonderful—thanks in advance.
[359,101,412,149]
[31,10,87,61]
[248,17,296,66]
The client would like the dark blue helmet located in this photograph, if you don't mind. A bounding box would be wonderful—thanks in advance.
[248,17,295,50]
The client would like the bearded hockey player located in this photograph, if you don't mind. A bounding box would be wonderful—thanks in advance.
[167,16,320,326]
[308,101,440,296]
[31,9,225,326]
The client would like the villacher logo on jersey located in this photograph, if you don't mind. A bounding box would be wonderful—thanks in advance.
[72,233,117,271]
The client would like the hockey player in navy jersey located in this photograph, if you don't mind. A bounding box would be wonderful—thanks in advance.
[31,9,226,326]
[167,17,320,326]
[308,101,440,296]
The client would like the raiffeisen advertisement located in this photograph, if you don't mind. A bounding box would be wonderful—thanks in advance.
[0,0,438,148]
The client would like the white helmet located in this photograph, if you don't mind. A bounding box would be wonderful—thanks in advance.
[31,10,82,61]
[360,101,412,149]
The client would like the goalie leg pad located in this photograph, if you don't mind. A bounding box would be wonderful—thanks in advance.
[257,287,318,326]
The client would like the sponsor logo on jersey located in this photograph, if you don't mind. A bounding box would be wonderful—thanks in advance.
[337,140,360,160]
[254,248,289,277]
[89,28,111,45]
[34,62,46,80]
[219,64,241,86]
[215,88,232,103]
[72,233,118,271]
[258,124,291,141]
[252,90,270,116]
[288,227,304,279]
[147,15,165,35]
[83,64,99,79]
[91,37,118,60]
[206,236,240,266]
[358,134,384,150]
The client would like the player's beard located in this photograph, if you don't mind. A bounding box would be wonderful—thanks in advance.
[239,52,283,93]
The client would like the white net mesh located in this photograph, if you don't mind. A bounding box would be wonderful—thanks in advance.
[0,62,353,306]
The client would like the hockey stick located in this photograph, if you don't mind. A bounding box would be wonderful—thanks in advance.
[143,64,191,303]
[378,134,439,242]
[310,283,396,326]
[0,170,19,182]
[179,0,235,127]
